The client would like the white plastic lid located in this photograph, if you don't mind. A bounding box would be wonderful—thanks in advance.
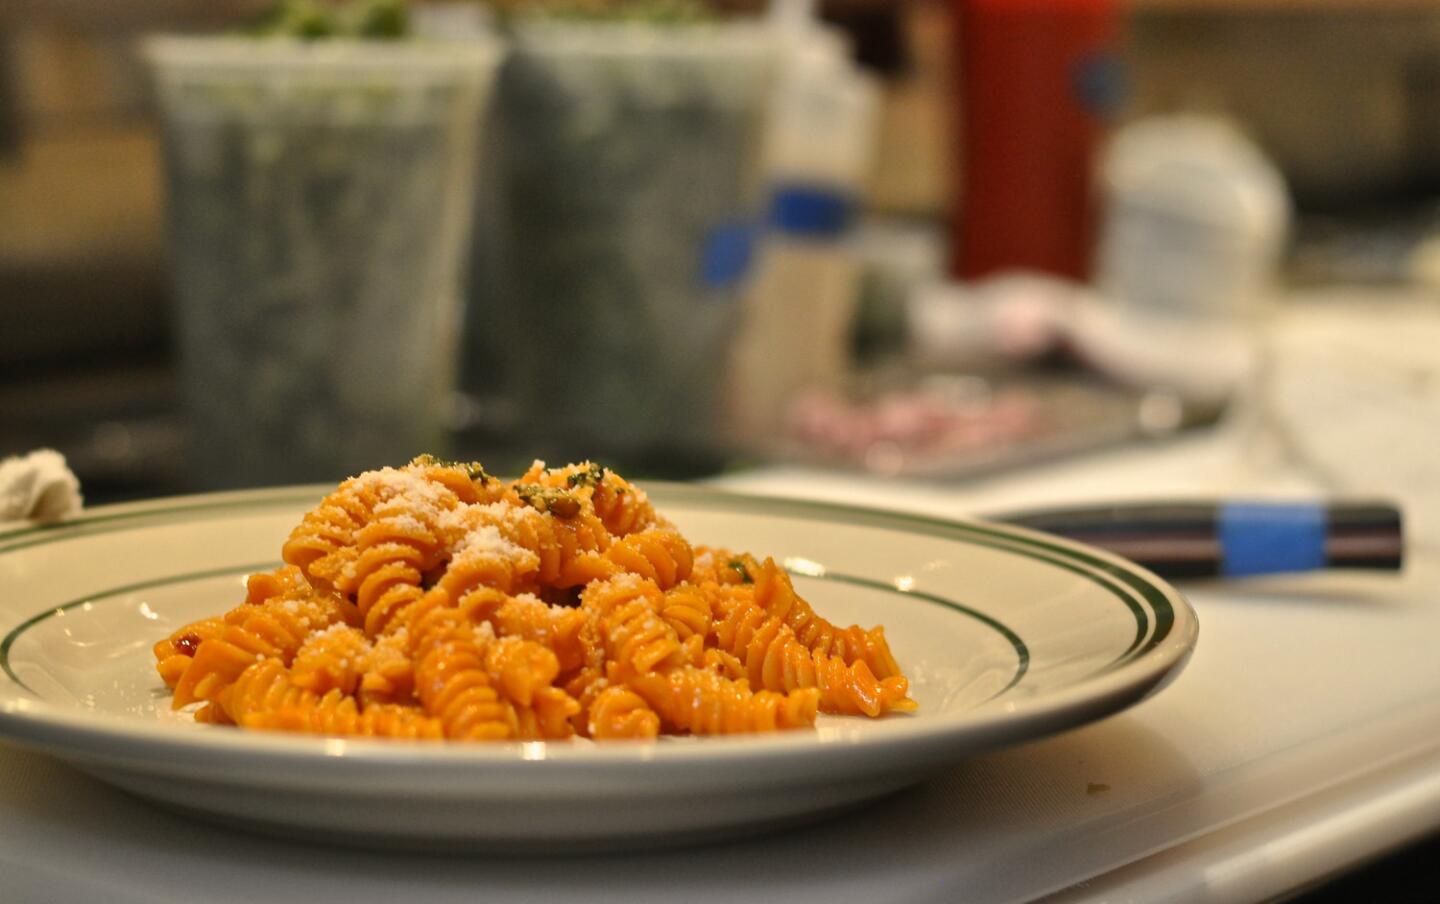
[1102,115,1289,244]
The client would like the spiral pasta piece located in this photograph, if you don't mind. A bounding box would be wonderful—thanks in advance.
[291,623,372,696]
[224,659,443,739]
[699,646,748,682]
[484,636,560,708]
[154,617,226,689]
[345,521,445,639]
[587,685,661,739]
[757,625,914,717]
[562,666,608,732]
[283,459,463,588]
[512,460,595,492]
[713,592,914,716]
[219,658,311,724]
[436,525,541,601]
[511,460,660,535]
[591,472,661,537]
[603,528,693,589]
[280,498,365,577]
[243,565,310,604]
[624,666,820,735]
[581,575,685,674]
[356,628,415,706]
[413,624,515,741]
[170,585,354,708]
[464,502,612,589]
[407,454,505,506]
[743,557,903,680]
[659,583,714,642]
[485,594,587,673]
[696,549,756,587]
[512,687,581,741]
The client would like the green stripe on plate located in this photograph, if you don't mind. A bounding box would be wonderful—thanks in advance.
[0,562,1031,703]
[0,485,1176,679]
[0,562,278,691]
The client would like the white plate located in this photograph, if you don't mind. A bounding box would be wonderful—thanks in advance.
[0,485,1197,850]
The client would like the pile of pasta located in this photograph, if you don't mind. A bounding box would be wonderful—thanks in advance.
[154,457,915,740]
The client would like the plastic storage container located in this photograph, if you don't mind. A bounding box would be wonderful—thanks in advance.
[147,36,503,488]
[1094,114,1289,400]
[470,21,777,473]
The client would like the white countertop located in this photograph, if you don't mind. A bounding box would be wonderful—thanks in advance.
[708,444,1440,903]
[3,295,1438,903]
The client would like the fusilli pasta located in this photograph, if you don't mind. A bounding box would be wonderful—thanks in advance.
[156,457,915,740]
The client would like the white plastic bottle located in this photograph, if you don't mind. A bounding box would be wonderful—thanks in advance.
[725,4,879,446]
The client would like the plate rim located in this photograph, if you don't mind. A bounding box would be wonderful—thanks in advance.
[0,483,1199,773]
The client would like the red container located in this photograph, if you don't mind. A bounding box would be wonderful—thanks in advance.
[952,0,1119,281]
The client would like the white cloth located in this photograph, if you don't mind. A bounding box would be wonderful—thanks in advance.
[0,449,82,523]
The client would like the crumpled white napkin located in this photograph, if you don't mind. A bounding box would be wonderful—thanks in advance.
[0,449,83,523]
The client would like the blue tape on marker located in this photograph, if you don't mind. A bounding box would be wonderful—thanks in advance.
[1219,502,1326,577]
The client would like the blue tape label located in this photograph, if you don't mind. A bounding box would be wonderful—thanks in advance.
[1219,502,1326,577]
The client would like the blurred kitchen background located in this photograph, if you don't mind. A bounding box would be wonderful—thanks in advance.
[1,0,1438,503]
